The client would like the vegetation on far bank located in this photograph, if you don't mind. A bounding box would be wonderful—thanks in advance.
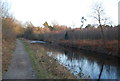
[20,23,119,57]
[56,40,119,57]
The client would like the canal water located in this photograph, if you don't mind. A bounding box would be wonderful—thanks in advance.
[37,42,120,79]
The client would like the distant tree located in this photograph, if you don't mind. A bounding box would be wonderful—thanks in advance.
[65,31,69,40]
[92,2,105,26]
[14,20,24,37]
[24,27,33,40]
[52,25,67,31]
[85,24,93,29]
[24,22,34,28]
[48,25,53,31]
[92,2,107,42]
[80,16,87,28]
[43,21,49,27]
[43,21,53,31]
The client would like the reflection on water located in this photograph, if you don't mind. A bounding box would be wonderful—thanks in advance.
[41,44,120,79]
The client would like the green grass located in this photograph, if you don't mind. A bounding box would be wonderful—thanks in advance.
[21,40,58,79]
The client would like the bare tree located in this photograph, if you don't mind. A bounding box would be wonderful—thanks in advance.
[91,2,108,46]
[0,0,10,18]
[92,2,105,25]
[91,2,106,81]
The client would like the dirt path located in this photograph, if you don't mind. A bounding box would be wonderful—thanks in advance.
[3,40,36,79]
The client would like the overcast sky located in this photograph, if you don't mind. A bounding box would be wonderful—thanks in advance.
[8,0,119,27]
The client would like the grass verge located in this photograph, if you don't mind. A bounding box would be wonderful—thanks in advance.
[22,40,57,79]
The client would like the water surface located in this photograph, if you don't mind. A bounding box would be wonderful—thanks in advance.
[40,44,120,79]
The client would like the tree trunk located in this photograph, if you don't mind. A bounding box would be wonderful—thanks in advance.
[98,63,104,81]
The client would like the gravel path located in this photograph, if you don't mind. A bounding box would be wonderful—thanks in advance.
[3,40,36,79]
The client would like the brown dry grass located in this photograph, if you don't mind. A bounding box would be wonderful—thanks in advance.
[56,40,119,56]
[2,39,16,72]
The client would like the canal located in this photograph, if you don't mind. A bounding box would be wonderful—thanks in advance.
[31,41,120,79]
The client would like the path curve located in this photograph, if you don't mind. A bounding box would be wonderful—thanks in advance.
[3,40,36,79]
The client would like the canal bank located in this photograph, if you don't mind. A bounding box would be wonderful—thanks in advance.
[22,39,77,79]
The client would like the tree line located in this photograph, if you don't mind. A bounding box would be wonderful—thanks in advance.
[22,22,118,41]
